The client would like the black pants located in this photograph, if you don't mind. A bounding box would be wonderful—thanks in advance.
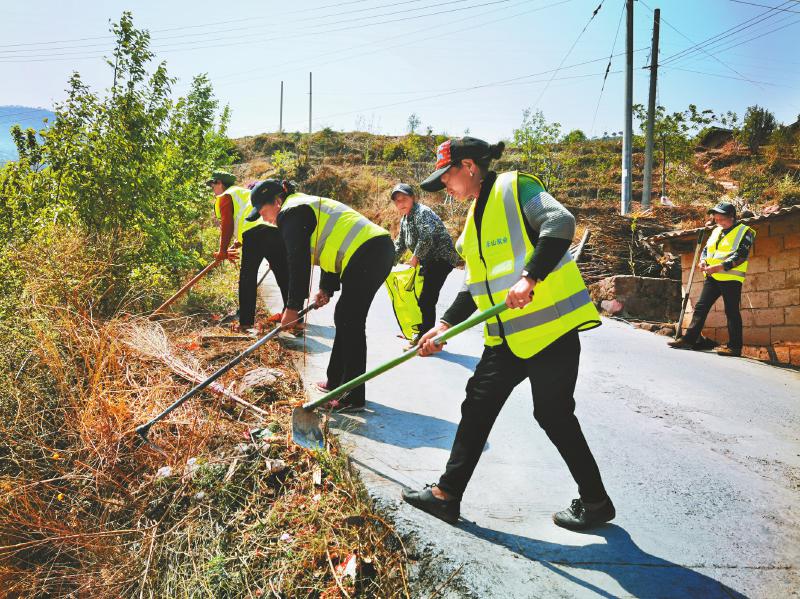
[682,278,743,350]
[418,259,454,336]
[239,225,290,327]
[438,330,608,503]
[327,235,395,405]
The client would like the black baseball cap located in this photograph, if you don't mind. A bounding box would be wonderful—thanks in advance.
[390,183,415,200]
[708,201,736,217]
[420,137,492,192]
[245,179,284,222]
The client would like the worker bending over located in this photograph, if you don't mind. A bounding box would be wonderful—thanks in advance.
[206,171,289,332]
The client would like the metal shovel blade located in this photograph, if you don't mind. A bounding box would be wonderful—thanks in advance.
[291,406,325,450]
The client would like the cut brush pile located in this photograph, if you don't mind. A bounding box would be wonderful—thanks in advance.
[0,307,410,598]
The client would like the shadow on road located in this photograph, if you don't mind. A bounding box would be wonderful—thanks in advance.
[460,522,745,598]
[334,402,489,453]
[431,350,480,371]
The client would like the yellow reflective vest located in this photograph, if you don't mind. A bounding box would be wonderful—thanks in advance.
[456,171,600,358]
[214,185,266,244]
[704,223,755,282]
[384,265,424,340]
[280,193,389,274]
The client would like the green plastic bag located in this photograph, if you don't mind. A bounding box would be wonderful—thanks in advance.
[384,265,424,340]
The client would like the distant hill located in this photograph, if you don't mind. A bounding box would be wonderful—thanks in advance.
[0,105,55,163]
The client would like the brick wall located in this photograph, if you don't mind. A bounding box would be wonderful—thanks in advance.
[677,213,800,366]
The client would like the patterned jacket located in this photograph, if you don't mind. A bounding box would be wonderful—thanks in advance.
[394,202,459,267]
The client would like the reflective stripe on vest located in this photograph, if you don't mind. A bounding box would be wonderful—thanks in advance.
[214,186,265,244]
[280,194,388,274]
[457,171,600,358]
[705,223,755,282]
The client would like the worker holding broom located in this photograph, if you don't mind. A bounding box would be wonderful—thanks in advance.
[246,179,394,411]
[390,183,459,347]
[401,137,614,530]
[206,171,290,332]
[668,201,755,357]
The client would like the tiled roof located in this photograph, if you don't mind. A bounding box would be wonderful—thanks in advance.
[645,204,800,243]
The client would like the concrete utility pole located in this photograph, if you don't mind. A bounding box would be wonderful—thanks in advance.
[279,81,284,133]
[642,8,660,210]
[621,0,634,215]
[308,72,313,135]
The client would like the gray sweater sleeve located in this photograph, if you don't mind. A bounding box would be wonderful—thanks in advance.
[521,190,575,241]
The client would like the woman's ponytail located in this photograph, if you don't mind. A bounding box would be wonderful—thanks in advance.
[489,141,505,160]
[281,179,297,197]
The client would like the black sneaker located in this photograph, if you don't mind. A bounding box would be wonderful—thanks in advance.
[401,485,460,525]
[553,498,615,531]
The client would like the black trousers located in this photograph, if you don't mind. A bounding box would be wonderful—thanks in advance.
[327,235,395,405]
[682,277,743,350]
[418,259,454,336]
[437,330,609,504]
[239,225,290,327]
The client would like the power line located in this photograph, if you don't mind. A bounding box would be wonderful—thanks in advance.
[533,1,605,108]
[590,0,625,136]
[214,0,567,86]
[729,0,800,13]
[281,48,647,131]
[0,0,379,51]
[0,0,464,57]
[0,0,515,63]
[658,0,793,65]
[639,0,773,90]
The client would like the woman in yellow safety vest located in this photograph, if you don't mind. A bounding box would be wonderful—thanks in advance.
[247,179,394,410]
[668,201,755,357]
[401,137,614,531]
[206,171,289,332]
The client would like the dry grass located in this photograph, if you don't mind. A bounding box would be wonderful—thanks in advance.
[0,242,409,598]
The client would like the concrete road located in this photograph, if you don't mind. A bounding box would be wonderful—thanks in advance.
[263,269,800,598]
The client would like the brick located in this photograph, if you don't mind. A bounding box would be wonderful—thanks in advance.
[785,306,800,325]
[746,256,769,273]
[753,307,785,326]
[742,345,770,361]
[681,253,695,269]
[741,310,757,327]
[753,271,786,291]
[743,326,771,345]
[784,232,800,250]
[769,218,800,236]
[769,253,800,272]
[791,348,800,366]
[752,235,783,257]
[770,288,800,307]
[786,269,800,287]
[774,346,791,364]
[771,326,800,343]
[743,291,769,308]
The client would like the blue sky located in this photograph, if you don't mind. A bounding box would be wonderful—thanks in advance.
[1,0,798,140]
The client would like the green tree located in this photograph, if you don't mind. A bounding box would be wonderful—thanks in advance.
[0,12,231,311]
[562,129,587,144]
[512,109,562,189]
[407,113,421,135]
[737,105,776,153]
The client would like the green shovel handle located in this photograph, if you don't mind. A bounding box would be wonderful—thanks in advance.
[302,302,508,410]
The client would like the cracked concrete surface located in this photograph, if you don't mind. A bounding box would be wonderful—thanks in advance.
[262,268,799,598]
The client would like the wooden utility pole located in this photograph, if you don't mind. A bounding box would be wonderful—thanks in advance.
[279,81,284,133]
[642,8,660,210]
[621,0,633,215]
[308,72,313,135]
